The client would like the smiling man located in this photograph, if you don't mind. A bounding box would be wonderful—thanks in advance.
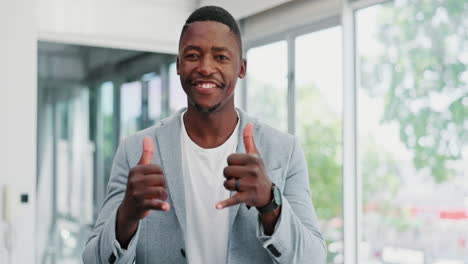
[83,6,326,264]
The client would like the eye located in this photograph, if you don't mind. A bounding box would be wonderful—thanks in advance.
[185,53,199,60]
[216,55,229,61]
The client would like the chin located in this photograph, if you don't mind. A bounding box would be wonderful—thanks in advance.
[193,102,222,113]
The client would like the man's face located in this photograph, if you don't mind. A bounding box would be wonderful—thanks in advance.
[177,21,246,113]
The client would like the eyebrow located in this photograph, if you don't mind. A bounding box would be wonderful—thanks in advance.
[211,46,230,53]
[182,45,232,54]
[183,45,202,53]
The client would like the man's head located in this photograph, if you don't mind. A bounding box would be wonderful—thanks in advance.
[179,6,243,56]
[177,6,246,114]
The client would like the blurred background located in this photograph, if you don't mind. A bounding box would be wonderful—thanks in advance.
[1,0,467,263]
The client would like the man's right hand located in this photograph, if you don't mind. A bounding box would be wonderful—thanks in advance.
[116,136,170,248]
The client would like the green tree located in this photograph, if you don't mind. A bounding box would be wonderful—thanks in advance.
[248,78,288,132]
[360,0,468,182]
[296,84,343,221]
[360,138,401,204]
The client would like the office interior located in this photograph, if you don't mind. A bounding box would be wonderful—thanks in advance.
[1,0,467,263]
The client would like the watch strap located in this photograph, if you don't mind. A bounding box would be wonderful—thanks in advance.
[256,200,278,214]
[256,183,279,214]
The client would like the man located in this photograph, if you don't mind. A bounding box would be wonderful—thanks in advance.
[83,6,326,264]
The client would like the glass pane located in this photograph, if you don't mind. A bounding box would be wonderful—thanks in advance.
[234,79,244,110]
[37,42,177,264]
[37,85,94,264]
[246,41,288,132]
[148,76,162,123]
[99,81,114,186]
[296,26,343,264]
[169,62,187,113]
[357,1,468,263]
[120,81,142,140]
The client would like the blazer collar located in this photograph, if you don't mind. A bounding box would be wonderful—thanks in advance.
[155,108,187,236]
[230,108,262,229]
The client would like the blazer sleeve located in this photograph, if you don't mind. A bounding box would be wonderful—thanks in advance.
[256,137,327,263]
[82,138,142,264]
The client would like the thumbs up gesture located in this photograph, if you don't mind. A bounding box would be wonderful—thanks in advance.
[216,123,273,209]
[119,136,170,223]
[117,137,170,248]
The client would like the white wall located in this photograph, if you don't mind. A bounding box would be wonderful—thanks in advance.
[0,1,37,263]
[36,0,296,54]
[36,0,195,54]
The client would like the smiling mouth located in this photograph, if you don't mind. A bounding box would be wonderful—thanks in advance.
[189,81,219,95]
[194,82,218,89]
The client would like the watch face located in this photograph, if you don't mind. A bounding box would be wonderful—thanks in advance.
[273,186,282,205]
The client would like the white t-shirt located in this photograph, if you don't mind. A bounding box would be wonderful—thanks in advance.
[180,111,239,264]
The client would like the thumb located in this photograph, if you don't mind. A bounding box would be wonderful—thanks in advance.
[138,136,154,165]
[243,122,258,155]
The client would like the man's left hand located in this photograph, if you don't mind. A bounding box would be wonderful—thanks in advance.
[216,122,272,209]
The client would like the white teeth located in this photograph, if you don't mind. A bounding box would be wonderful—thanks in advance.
[197,83,216,89]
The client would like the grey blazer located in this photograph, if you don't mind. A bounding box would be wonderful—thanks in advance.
[83,108,327,264]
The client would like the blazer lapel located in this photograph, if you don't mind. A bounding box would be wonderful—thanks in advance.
[228,108,261,231]
[155,110,187,237]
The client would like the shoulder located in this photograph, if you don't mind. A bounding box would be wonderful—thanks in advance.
[247,117,306,185]
[240,112,297,170]
[255,120,295,150]
[120,109,183,152]
[238,108,295,149]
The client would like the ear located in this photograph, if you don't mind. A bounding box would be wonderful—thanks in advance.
[238,58,247,79]
[176,56,180,75]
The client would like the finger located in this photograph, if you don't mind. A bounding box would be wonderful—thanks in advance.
[133,173,165,187]
[223,178,240,192]
[223,165,254,179]
[135,186,167,200]
[131,164,163,175]
[142,199,170,211]
[227,153,257,166]
[223,178,257,192]
[216,193,244,209]
[243,122,258,156]
[138,136,154,165]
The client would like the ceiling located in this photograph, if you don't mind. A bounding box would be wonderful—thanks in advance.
[198,0,294,19]
[145,0,295,19]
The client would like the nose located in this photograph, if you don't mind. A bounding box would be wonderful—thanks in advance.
[198,56,216,76]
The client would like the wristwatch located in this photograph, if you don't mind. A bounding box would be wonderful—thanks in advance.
[256,183,282,214]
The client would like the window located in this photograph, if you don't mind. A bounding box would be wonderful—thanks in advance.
[169,62,187,113]
[37,43,176,264]
[120,81,142,139]
[246,41,288,132]
[357,2,468,263]
[36,84,94,264]
[296,26,344,264]
[99,81,115,186]
[148,76,162,123]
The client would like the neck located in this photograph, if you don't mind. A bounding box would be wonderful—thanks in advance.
[183,101,238,149]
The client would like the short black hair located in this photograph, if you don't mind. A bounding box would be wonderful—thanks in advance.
[179,6,243,56]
